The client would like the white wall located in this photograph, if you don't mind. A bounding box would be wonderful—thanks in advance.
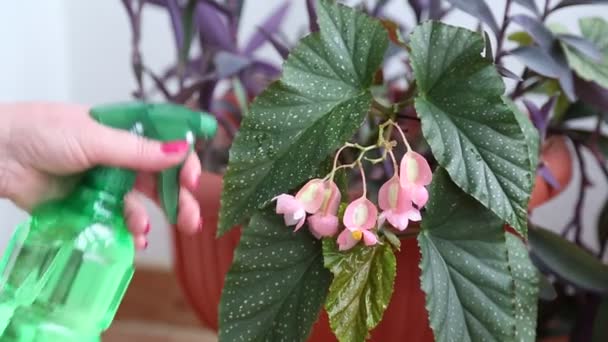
[1,1,606,269]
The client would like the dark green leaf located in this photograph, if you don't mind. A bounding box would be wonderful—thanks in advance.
[593,297,608,342]
[529,226,608,293]
[219,210,331,341]
[410,22,535,236]
[218,0,388,234]
[418,168,519,342]
[506,98,540,172]
[506,233,540,342]
[562,100,602,121]
[538,273,558,300]
[563,17,608,89]
[323,239,396,342]
[598,198,608,249]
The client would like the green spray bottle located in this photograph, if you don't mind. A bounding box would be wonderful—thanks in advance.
[0,102,217,341]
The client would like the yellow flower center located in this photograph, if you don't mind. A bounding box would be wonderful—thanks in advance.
[320,188,332,213]
[353,203,368,226]
[351,230,363,241]
[407,155,419,182]
[388,182,399,209]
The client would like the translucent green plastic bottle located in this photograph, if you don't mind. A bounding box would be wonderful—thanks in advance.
[0,102,216,341]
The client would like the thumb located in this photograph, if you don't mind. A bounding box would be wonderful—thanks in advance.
[82,121,191,172]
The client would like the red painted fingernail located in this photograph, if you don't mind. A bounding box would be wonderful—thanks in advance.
[144,240,149,249]
[161,140,189,154]
[144,223,150,234]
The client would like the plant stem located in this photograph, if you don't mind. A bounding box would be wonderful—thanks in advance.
[561,142,590,246]
[495,0,513,65]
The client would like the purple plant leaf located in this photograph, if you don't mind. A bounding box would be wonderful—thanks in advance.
[195,1,237,52]
[166,0,184,51]
[214,51,252,78]
[540,96,558,118]
[538,164,562,190]
[445,0,499,34]
[497,65,523,81]
[558,34,604,62]
[575,75,608,112]
[513,0,540,16]
[523,99,543,132]
[239,61,280,96]
[372,0,391,16]
[257,29,290,59]
[511,15,555,49]
[429,0,445,20]
[306,0,319,32]
[249,60,281,78]
[510,46,576,100]
[511,46,562,78]
[407,0,425,21]
[523,96,556,137]
[243,1,290,55]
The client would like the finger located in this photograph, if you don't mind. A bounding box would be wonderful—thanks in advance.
[134,172,157,202]
[133,234,148,250]
[177,186,201,234]
[82,120,190,172]
[124,192,150,236]
[180,153,202,191]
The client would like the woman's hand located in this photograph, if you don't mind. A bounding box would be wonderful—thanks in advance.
[0,102,203,249]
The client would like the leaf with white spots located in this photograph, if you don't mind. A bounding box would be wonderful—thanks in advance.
[323,239,396,342]
[506,233,540,342]
[218,0,389,235]
[218,210,330,342]
[418,168,519,342]
[410,21,534,237]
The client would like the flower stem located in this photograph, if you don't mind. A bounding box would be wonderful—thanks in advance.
[358,161,367,197]
[388,149,399,175]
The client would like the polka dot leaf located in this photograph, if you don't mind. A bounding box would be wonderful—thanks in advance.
[322,239,396,342]
[218,209,331,342]
[506,232,540,342]
[418,168,538,342]
[410,21,535,237]
[218,0,389,235]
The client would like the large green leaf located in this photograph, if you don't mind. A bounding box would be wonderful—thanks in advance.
[506,98,540,172]
[218,0,389,234]
[506,233,540,342]
[323,239,396,342]
[563,17,608,89]
[418,168,523,342]
[218,210,331,342]
[528,226,608,293]
[410,22,534,236]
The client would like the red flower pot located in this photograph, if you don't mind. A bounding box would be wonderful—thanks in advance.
[171,172,434,341]
[171,171,241,330]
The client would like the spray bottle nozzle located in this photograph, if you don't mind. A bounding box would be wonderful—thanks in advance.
[89,102,217,224]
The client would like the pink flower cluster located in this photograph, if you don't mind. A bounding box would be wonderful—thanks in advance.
[274,151,432,251]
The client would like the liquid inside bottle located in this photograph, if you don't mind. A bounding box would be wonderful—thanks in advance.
[0,180,135,342]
